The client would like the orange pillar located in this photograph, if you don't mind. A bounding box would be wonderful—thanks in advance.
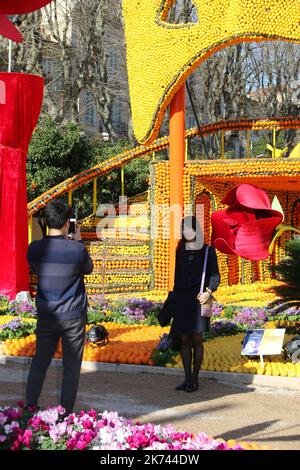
[169,85,185,291]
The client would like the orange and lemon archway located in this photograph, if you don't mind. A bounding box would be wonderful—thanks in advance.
[122,0,300,290]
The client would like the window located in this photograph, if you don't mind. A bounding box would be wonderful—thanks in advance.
[107,48,117,77]
[71,24,79,48]
[42,58,63,93]
[83,92,96,127]
[112,100,121,125]
[187,115,196,128]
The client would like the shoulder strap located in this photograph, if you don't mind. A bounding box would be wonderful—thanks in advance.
[199,245,210,294]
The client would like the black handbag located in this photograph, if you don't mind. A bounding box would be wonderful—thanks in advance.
[196,245,215,318]
[157,292,181,351]
[157,291,176,327]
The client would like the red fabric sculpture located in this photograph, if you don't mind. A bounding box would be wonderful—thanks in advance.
[0,73,44,299]
[211,184,284,261]
[0,0,53,42]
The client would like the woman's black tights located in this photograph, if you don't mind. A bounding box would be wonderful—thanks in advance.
[180,333,204,383]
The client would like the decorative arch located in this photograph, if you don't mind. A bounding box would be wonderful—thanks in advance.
[123,0,300,144]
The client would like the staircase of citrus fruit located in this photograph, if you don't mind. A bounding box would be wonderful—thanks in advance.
[29,191,154,295]
[81,192,153,294]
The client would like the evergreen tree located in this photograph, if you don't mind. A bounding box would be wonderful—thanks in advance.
[269,240,300,312]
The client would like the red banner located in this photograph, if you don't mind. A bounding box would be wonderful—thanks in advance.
[0,73,44,299]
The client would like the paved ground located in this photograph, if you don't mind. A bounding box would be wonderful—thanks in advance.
[0,361,300,450]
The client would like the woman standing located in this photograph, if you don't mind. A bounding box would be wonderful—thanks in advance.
[170,215,220,392]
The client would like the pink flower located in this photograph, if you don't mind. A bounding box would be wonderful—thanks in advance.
[88,410,97,419]
[6,409,21,420]
[10,440,20,451]
[49,422,67,443]
[67,439,76,450]
[76,440,88,450]
[17,401,24,409]
[82,419,93,430]
[56,406,66,415]
[0,435,7,443]
[231,444,246,450]
[20,430,33,448]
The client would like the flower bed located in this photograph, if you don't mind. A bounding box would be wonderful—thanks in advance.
[0,403,270,450]
[1,293,299,376]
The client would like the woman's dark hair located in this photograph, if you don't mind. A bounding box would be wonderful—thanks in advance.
[44,199,72,229]
[176,215,203,254]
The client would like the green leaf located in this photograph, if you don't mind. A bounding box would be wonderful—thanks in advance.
[269,225,300,254]
[271,196,284,220]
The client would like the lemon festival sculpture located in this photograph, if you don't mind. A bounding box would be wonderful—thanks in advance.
[122,0,300,290]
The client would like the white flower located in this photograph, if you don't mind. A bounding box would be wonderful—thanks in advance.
[98,428,114,445]
[4,421,19,434]
[0,413,7,425]
[145,442,169,450]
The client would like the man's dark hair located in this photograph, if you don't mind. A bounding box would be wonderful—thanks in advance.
[44,199,72,230]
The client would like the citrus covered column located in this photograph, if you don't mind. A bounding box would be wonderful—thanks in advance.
[169,85,185,291]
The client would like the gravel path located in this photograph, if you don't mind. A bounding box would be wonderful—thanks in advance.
[0,362,299,450]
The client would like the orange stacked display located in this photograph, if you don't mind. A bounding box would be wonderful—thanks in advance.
[151,158,300,291]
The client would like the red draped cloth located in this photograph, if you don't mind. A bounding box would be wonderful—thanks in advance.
[0,73,44,299]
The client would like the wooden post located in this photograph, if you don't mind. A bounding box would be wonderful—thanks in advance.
[169,85,185,291]
[93,178,97,214]
[68,190,72,206]
[28,216,33,244]
[246,130,251,158]
[220,130,225,159]
[272,128,276,158]
[185,137,188,162]
[121,165,125,198]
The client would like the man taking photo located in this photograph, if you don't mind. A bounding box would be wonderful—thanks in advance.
[25,198,94,416]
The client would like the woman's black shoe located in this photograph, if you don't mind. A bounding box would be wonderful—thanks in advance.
[184,381,199,393]
[175,380,189,391]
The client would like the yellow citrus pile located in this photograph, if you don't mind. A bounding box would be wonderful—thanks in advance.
[223,439,271,451]
[215,282,282,307]
[87,244,149,257]
[85,273,151,289]
[99,283,281,306]
[81,212,150,242]
[92,260,150,270]
[166,333,300,377]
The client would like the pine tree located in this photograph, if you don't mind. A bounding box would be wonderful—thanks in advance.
[269,239,300,312]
